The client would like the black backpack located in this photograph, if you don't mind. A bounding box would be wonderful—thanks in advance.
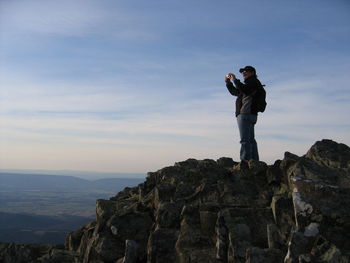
[254,85,267,113]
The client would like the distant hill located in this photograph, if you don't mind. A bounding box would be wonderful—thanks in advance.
[0,172,145,192]
[0,169,145,180]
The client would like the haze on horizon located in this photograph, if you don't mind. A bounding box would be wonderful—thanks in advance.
[1,0,349,175]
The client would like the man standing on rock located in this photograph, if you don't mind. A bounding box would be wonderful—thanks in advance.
[224,66,263,164]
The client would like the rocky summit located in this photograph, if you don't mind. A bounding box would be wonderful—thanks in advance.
[1,139,350,263]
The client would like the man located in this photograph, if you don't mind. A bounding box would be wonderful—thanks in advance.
[224,66,263,163]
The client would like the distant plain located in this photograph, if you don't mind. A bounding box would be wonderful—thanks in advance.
[0,172,145,244]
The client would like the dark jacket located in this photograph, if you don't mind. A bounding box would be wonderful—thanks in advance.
[226,76,262,117]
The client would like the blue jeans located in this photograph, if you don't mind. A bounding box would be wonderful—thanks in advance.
[236,114,259,161]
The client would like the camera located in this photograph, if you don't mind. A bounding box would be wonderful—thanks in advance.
[226,74,231,78]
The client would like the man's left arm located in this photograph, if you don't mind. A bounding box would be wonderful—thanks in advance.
[233,78,258,95]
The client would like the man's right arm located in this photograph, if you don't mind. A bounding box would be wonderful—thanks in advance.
[226,80,239,96]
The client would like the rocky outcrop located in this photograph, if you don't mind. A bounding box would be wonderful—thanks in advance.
[0,243,79,263]
[1,139,349,262]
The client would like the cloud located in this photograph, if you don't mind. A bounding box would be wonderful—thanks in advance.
[1,0,101,36]
[0,0,156,42]
[256,75,350,160]
[1,0,350,173]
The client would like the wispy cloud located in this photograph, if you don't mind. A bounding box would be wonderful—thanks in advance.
[1,1,101,36]
[0,0,157,43]
[1,0,350,173]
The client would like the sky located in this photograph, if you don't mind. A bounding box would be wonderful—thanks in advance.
[1,0,350,175]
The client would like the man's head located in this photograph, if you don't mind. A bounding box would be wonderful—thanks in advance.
[239,66,256,80]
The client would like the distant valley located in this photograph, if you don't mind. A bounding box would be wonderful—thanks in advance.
[0,212,93,245]
[0,172,145,244]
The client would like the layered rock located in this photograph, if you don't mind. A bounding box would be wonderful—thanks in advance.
[0,243,79,263]
[1,139,349,263]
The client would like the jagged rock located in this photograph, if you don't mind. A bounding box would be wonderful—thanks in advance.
[282,140,350,263]
[65,222,90,252]
[148,228,178,263]
[105,210,153,261]
[38,248,80,262]
[175,205,218,262]
[248,159,268,174]
[284,228,316,263]
[116,239,139,263]
[0,243,78,263]
[270,195,294,243]
[216,157,238,168]
[0,243,51,263]
[220,207,274,262]
[310,235,350,262]
[199,210,217,239]
[96,199,118,221]
[267,223,284,250]
[174,182,195,200]
[305,139,350,169]
[65,220,96,261]
[155,202,183,229]
[154,183,176,208]
[246,247,284,263]
[2,139,350,263]
[215,214,228,262]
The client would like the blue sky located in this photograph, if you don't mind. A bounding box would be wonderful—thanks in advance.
[1,0,349,174]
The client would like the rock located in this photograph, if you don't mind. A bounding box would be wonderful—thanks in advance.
[148,228,178,263]
[106,210,153,260]
[156,202,183,228]
[96,199,118,221]
[221,207,274,262]
[174,182,194,200]
[39,248,80,263]
[305,139,350,169]
[215,214,228,262]
[248,159,268,174]
[0,243,48,263]
[175,158,200,169]
[3,139,350,263]
[310,236,348,262]
[270,195,294,243]
[246,247,284,263]
[284,228,316,263]
[267,223,283,250]
[287,160,350,249]
[0,243,78,263]
[154,183,176,208]
[65,220,96,252]
[216,157,237,168]
[176,204,217,262]
[121,239,139,263]
[199,210,217,238]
